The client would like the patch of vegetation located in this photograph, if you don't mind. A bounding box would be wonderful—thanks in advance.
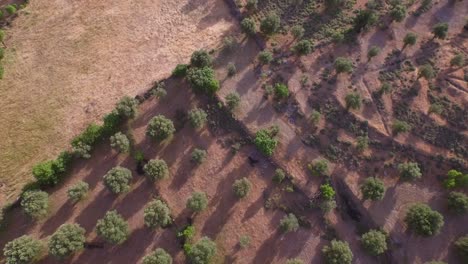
[450,53,465,67]
[405,203,444,236]
[32,151,72,186]
[225,92,241,111]
[432,22,448,40]
[190,50,212,68]
[334,57,353,74]
[144,159,169,182]
[146,115,176,140]
[191,148,207,164]
[392,119,411,135]
[67,181,89,203]
[103,166,133,194]
[274,83,289,99]
[142,248,173,264]
[96,210,129,244]
[345,92,361,110]
[239,235,251,249]
[21,190,49,219]
[260,12,280,36]
[187,67,220,95]
[233,177,252,198]
[308,159,329,176]
[286,259,304,264]
[241,18,256,36]
[455,235,468,262]
[48,224,85,259]
[361,230,387,256]
[172,64,189,77]
[110,132,130,153]
[322,240,353,264]
[443,169,468,189]
[389,4,406,22]
[361,178,385,201]
[144,199,172,229]
[447,192,468,214]
[188,108,208,128]
[258,50,273,65]
[398,162,422,181]
[402,32,417,50]
[279,213,299,233]
[3,235,43,264]
[186,192,208,213]
[367,46,380,60]
[187,237,217,264]
[292,39,314,56]
[273,168,286,183]
[320,183,336,201]
[254,127,279,156]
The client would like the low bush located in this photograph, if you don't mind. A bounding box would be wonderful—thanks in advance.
[360,178,385,201]
[186,192,208,213]
[110,132,130,153]
[398,162,421,181]
[274,83,289,99]
[142,248,173,264]
[225,92,240,110]
[5,5,16,15]
[240,18,256,36]
[334,57,353,74]
[67,181,89,203]
[443,169,468,189]
[254,129,278,156]
[144,200,172,229]
[447,191,468,214]
[356,135,369,151]
[258,50,273,65]
[232,177,252,198]
[361,230,387,256]
[432,22,448,40]
[293,40,313,56]
[102,110,124,136]
[48,224,85,259]
[345,92,361,110]
[291,25,305,40]
[172,64,189,77]
[227,62,236,76]
[308,159,329,176]
[32,151,72,186]
[392,120,411,135]
[190,50,212,68]
[450,53,465,67]
[146,115,175,140]
[273,168,286,183]
[188,108,208,128]
[3,235,43,264]
[402,33,417,50]
[389,4,406,22]
[103,166,133,194]
[191,148,207,164]
[309,110,321,125]
[239,235,251,249]
[322,240,353,264]
[96,210,129,244]
[353,9,378,32]
[320,184,335,201]
[187,67,220,95]
[21,190,49,219]
[245,0,258,11]
[280,213,299,233]
[405,203,444,236]
[367,46,380,60]
[116,96,139,119]
[286,259,304,264]
[144,159,169,182]
[455,235,468,262]
[418,64,435,80]
[260,12,280,36]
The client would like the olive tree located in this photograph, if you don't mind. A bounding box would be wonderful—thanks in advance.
[398,162,422,181]
[293,40,313,56]
[48,224,85,259]
[190,50,212,68]
[254,128,278,156]
[447,191,468,214]
[455,235,468,262]
[361,230,387,256]
[187,67,220,95]
[116,96,139,119]
[361,178,385,201]
[432,22,449,40]
[260,13,280,36]
[405,203,444,236]
[232,177,252,198]
[188,237,217,264]
[191,148,207,164]
[308,159,329,176]
[186,192,208,213]
[402,32,417,50]
[103,166,133,194]
[225,92,240,110]
[390,4,406,22]
[345,92,361,110]
[418,64,435,80]
[144,159,169,181]
[21,190,49,219]
[322,240,353,264]
[146,115,175,140]
[110,132,130,153]
[142,248,173,264]
[258,50,273,65]
[3,235,43,264]
[334,57,353,74]
[144,199,172,229]
[96,210,129,244]
[240,18,256,36]
[67,181,89,203]
[188,108,208,128]
[279,213,299,233]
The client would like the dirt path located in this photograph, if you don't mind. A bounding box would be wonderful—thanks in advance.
[0,0,236,202]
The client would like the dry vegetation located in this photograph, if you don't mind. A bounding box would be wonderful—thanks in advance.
[1,0,467,263]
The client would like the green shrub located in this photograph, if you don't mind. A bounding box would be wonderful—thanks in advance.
[293,40,313,56]
[245,0,258,11]
[146,115,175,140]
[144,199,172,229]
[432,22,449,40]
[188,237,217,264]
[225,92,240,110]
[353,9,378,32]
[232,177,252,198]
[361,178,385,201]
[308,159,329,176]
[361,230,387,256]
[280,213,299,233]
[286,258,304,264]
[72,142,91,159]
[418,64,435,80]
[322,240,353,264]
[392,120,411,135]
[254,128,278,156]
[227,62,237,77]
[96,210,129,244]
[116,96,138,119]
[320,184,335,201]
[424,261,447,264]
[102,111,123,136]
[291,25,305,40]
[186,192,208,213]
[67,181,89,203]
[191,148,207,164]
[188,108,208,128]
[103,166,133,194]
[144,159,169,182]
[110,132,130,153]
[240,18,256,36]
[402,32,417,50]
[190,50,212,68]
[450,53,465,67]
[258,50,273,65]
[274,83,289,99]
[32,151,72,186]
[5,5,16,15]
[345,92,361,110]
[389,4,406,22]
[260,12,280,36]
[443,169,468,189]
[187,67,220,94]
[405,203,444,236]
[398,162,421,181]
[447,191,468,214]
[455,235,468,262]
[142,248,173,264]
[172,64,189,77]
[380,82,392,94]
[320,200,337,213]
[273,168,286,183]
[239,235,251,249]
[356,135,369,151]
[48,224,85,259]
[367,46,380,60]
[153,87,167,99]
[334,57,353,74]
[21,190,49,219]
[309,110,321,125]
[3,235,43,264]
[71,123,103,158]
